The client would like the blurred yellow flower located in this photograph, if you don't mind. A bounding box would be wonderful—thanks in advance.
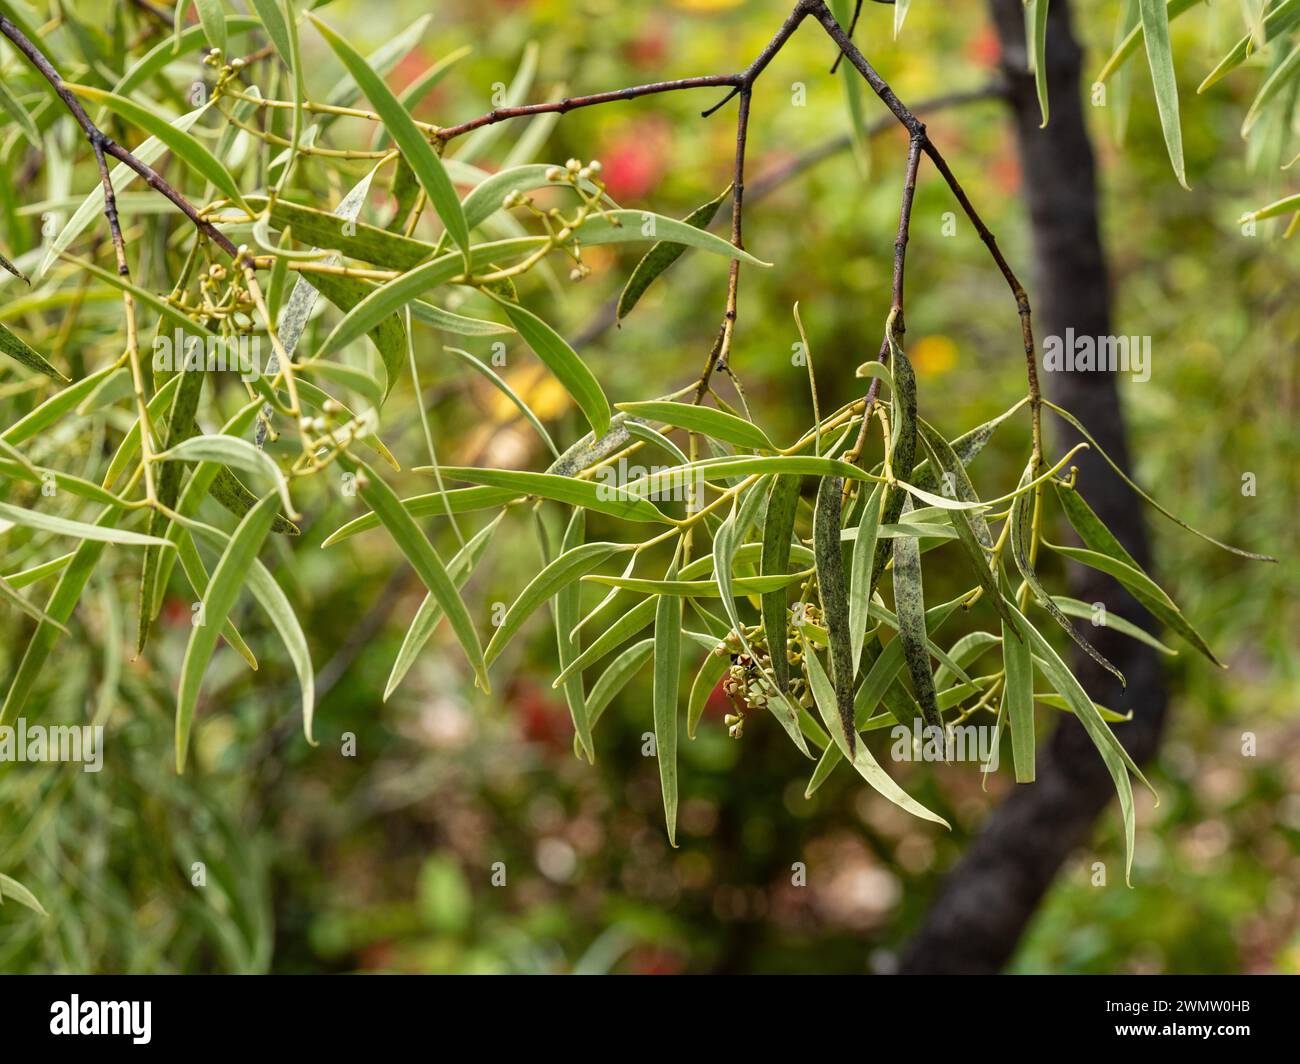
[910,334,957,378]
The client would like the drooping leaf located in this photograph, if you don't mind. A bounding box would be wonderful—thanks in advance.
[349,457,489,691]
[813,476,857,753]
[1029,0,1051,126]
[175,492,280,772]
[847,484,883,671]
[308,13,470,260]
[1002,612,1035,783]
[0,321,68,381]
[652,551,684,845]
[1137,0,1190,187]
[431,467,669,523]
[615,401,774,452]
[616,184,730,321]
[891,499,942,732]
[687,643,731,739]
[496,299,611,438]
[0,874,46,916]
[760,475,801,694]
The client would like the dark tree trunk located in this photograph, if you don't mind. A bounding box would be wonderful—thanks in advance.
[899,0,1169,974]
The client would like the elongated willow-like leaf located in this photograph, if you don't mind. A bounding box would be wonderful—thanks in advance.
[0,874,46,916]
[577,211,771,267]
[248,0,292,70]
[0,575,67,632]
[915,421,1019,634]
[1007,602,1154,883]
[259,197,437,270]
[170,523,259,673]
[653,551,684,845]
[553,595,657,689]
[1045,541,1221,666]
[349,456,489,691]
[584,573,808,597]
[1002,610,1035,783]
[1052,596,1178,656]
[688,644,731,739]
[1242,37,1300,135]
[714,483,810,757]
[0,502,170,548]
[386,515,502,701]
[760,475,801,695]
[615,401,774,452]
[814,476,857,754]
[496,300,611,438]
[800,633,949,827]
[325,486,518,546]
[306,272,411,400]
[908,398,1027,495]
[139,363,206,655]
[460,162,611,232]
[1029,0,1051,126]
[847,484,883,672]
[432,467,668,523]
[312,238,544,357]
[0,321,67,381]
[1008,460,1125,686]
[41,108,206,279]
[1096,0,1200,82]
[485,541,630,668]
[446,346,559,458]
[1199,0,1300,92]
[874,333,919,589]
[586,637,655,737]
[308,14,470,261]
[555,511,596,763]
[624,420,689,467]
[160,435,296,521]
[617,184,730,321]
[1045,401,1273,562]
[1137,0,1189,187]
[1240,191,1300,225]
[194,0,227,53]
[66,85,250,211]
[175,492,280,772]
[891,499,942,732]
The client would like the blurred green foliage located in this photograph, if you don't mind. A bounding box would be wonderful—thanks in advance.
[0,0,1295,974]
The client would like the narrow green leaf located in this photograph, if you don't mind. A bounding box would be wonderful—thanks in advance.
[308,13,470,260]
[432,467,669,523]
[848,484,883,671]
[616,184,730,321]
[0,874,46,916]
[1028,0,1051,127]
[67,85,250,209]
[1138,0,1190,187]
[1008,601,1153,883]
[687,642,730,739]
[194,0,227,53]
[552,595,657,689]
[1198,0,1300,92]
[0,77,40,148]
[0,321,67,381]
[1044,540,1221,665]
[248,0,292,69]
[1046,400,1273,561]
[800,633,949,827]
[324,486,517,546]
[350,457,489,691]
[385,514,501,701]
[814,475,857,753]
[892,501,942,731]
[583,573,808,597]
[615,400,773,452]
[587,637,654,735]
[1002,613,1035,782]
[159,435,296,520]
[578,210,771,267]
[0,501,170,548]
[1242,37,1300,135]
[556,511,596,762]
[760,475,801,694]
[1008,460,1125,686]
[175,492,280,772]
[485,541,629,668]
[496,299,611,438]
[1052,596,1178,656]
[653,552,684,846]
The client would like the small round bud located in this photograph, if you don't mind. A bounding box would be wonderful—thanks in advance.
[545,166,564,181]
